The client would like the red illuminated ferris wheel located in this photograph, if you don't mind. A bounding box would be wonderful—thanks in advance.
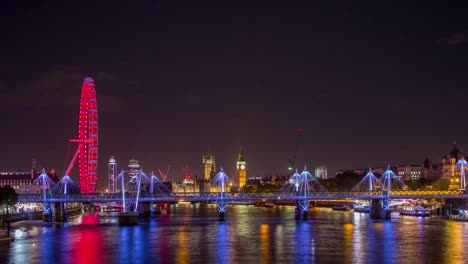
[65,77,98,193]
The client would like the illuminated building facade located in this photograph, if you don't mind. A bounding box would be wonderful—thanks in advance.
[202,153,216,192]
[397,165,421,181]
[441,143,463,178]
[128,159,140,179]
[421,143,465,183]
[108,156,117,193]
[127,159,141,192]
[336,143,465,189]
[0,170,59,194]
[314,165,328,179]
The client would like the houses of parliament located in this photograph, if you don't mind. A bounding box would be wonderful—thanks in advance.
[201,146,247,192]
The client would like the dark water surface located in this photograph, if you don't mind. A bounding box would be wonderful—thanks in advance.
[2,204,468,263]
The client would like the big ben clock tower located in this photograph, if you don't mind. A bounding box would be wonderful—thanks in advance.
[236,146,247,188]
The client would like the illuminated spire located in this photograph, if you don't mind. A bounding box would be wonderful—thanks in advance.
[238,145,245,161]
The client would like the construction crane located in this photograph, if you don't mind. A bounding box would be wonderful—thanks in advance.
[158,164,171,182]
[182,164,193,180]
[288,128,304,171]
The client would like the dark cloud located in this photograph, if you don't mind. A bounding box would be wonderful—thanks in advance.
[4,70,84,108]
[96,72,115,82]
[0,80,6,93]
[3,70,122,112]
[439,32,468,45]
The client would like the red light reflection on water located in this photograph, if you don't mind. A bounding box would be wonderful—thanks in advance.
[81,214,100,225]
[70,214,104,263]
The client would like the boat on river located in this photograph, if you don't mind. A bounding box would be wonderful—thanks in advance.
[0,230,14,243]
[332,205,351,211]
[353,204,370,213]
[254,201,274,208]
[399,205,430,217]
[0,236,14,243]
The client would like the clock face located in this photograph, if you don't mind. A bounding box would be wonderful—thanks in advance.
[240,164,245,170]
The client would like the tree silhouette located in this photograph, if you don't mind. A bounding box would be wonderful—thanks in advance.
[0,185,18,215]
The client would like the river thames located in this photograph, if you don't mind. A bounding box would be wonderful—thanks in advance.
[2,204,468,263]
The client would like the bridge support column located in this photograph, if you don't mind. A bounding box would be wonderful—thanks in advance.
[118,212,139,226]
[370,199,391,220]
[53,203,68,222]
[295,200,309,221]
[139,202,151,221]
[217,201,227,222]
[150,202,156,217]
[42,203,52,222]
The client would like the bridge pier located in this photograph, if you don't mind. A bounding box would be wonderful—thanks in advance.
[52,203,68,222]
[370,199,391,220]
[118,212,139,226]
[295,200,309,221]
[149,202,171,216]
[150,202,157,217]
[217,201,227,222]
[139,202,151,221]
[82,202,96,214]
[42,203,52,222]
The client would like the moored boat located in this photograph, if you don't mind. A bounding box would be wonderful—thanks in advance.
[0,236,14,243]
[0,230,14,243]
[399,205,430,217]
[333,205,351,211]
[353,205,370,213]
[254,201,274,207]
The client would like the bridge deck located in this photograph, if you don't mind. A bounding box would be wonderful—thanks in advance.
[18,190,468,203]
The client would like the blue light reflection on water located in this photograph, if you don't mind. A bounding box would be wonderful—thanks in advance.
[2,205,468,263]
[294,221,315,263]
[39,226,55,264]
[216,223,229,264]
[383,221,397,263]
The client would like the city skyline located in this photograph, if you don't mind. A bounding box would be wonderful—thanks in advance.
[1,2,468,187]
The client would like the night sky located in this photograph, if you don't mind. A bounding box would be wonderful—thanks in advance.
[1,1,468,186]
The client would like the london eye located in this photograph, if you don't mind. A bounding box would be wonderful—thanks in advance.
[65,77,98,193]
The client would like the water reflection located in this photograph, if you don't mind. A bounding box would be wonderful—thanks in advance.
[259,224,270,264]
[177,225,189,263]
[157,225,170,262]
[274,224,286,259]
[443,221,467,264]
[295,221,315,263]
[343,223,353,263]
[216,223,230,263]
[2,207,468,263]
[351,213,365,264]
[11,230,29,264]
[382,222,397,262]
[73,226,104,263]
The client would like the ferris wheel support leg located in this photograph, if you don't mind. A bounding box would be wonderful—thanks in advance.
[65,145,81,177]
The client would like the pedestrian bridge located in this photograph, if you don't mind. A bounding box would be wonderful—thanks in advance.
[18,190,468,203]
